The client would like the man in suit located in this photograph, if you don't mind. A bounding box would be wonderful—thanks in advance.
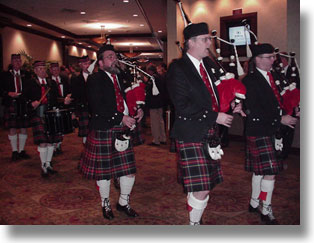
[79,44,143,220]
[1,54,32,161]
[243,44,298,224]
[71,56,91,144]
[49,62,72,154]
[167,22,243,225]
[26,61,61,178]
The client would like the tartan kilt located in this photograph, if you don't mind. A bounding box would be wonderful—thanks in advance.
[176,126,223,193]
[245,136,283,175]
[31,116,63,145]
[3,105,31,129]
[76,110,89,137]
[79,126,136,180]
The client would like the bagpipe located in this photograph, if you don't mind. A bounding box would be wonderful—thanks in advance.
[174,0,247,160]
[273,49,300,117]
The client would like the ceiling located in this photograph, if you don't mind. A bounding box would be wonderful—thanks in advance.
[0,0,167,60]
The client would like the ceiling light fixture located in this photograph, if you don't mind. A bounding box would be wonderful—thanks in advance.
[133,14,138,17]
[27,24,32,27]
[61,36,66,38]
[139,24,144,27]
[123,0,129,2]
[158,30,162,33]
[80,11,86,15]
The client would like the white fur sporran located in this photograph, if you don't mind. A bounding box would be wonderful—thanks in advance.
[114,136,130,152]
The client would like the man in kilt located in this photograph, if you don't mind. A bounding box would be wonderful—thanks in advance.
[1,54,32,161]
[79,44,144,220]
[49,62,72,154]
[242,44,298,224]
[71,56,91,144]
[167,23,243,225]
[25,61,61,178]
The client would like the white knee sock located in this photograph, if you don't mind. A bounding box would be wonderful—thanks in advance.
[46,145,54,167]
[119,176,135,206]
[37,146,48,171]
[260,179,275,215]
[250,173,263,208]
[187,192,209,225]
[96,180,111,207]
[8,134,18,152]
[18,133,28,152]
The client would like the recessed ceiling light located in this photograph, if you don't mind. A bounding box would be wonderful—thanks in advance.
[158,30,162,33]
[133,14,138,17]
[88,45,91,48]
[80,11,86,15]
[123,0,129,3]
[27,24,32,27]
[139,24,144,27]
[61,36,66,38]
[78,42,82,45]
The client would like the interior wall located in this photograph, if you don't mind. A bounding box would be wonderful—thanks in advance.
[1,27,63,70]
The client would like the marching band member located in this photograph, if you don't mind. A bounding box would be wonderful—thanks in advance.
[49,62,72,154]
[1,54,32,161]
[243,44,298,224]
[79,44,143,220]
[167,22,243,225]
[71,56,91,144]
[25,61,61,178]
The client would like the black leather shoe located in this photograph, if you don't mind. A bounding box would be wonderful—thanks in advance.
[148,142,160,146]
[47,166,58,175]
[41,169,49,178]
[116,203,139,217]
[248,204,260,213]
[11,151,20,161]
[19,150,31,159]
[261,212,279,225]
[55,147,63,155]
[102,206,114,220]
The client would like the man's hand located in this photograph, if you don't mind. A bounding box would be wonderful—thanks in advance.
[281,114,298,128]
[216,112,234,127]
[64,94,73,105]
[31,100,40,109]
[134,108,144,122]
[8,92,21,98]
[122,115,136,129]
[232,102,246,117]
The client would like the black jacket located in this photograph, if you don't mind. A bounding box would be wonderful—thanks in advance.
[145,73,166,109]
[167,54,220,143]
[71,72,88,109]
[242,68,282,136]
[87,69,131,130]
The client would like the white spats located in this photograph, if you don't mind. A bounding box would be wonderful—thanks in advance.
[260,179,275,215]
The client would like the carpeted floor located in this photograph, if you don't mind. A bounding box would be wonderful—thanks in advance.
[0,123,300,225]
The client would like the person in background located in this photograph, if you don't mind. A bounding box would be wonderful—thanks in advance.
[1,54,32,161]
[49,62,72,154]
[243,43,298,224]
[71,56,91,145]
[145,63,167,146]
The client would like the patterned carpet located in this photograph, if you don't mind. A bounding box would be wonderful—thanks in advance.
[0,124,300,225]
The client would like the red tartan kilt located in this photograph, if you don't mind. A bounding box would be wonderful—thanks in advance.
[176,127,223,193]
[245,136,283,175]
[76,110,89,137]
[31,116,63,145]
[79,126,136,180]
[3,105,31,129]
